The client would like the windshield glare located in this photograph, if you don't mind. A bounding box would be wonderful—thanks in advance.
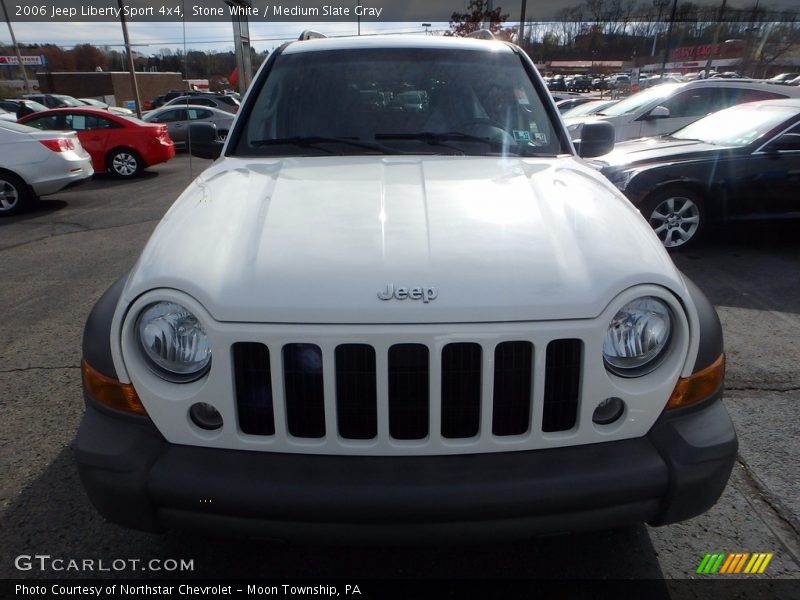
[672,104,798,146]
[234,48,565,157]
[600,83,682,117]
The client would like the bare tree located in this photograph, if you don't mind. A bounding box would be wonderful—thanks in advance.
[447,0,509,36]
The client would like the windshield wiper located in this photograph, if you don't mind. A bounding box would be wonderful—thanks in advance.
[251,136,401,155]
[376,131,504,153]
[376,132,556,157]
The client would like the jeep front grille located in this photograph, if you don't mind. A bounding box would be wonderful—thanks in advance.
[233,339,582,443]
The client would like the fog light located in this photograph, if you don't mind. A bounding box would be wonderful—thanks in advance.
[593,397,625,425]
[190,403,223,430]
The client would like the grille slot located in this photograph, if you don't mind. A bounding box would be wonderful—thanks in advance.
[441,343,482,439]
[335,344,378,440]
[233,342,275,436]
[388,344,429,440]
[543,339,582,432]
[283,343,326,438]
[492,341,533,436]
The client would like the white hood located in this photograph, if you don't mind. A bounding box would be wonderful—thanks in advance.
[123,156,683,324]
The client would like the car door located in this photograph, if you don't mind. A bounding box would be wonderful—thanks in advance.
[639,87,717,138]
[743,123,800,216]
[153,108,188,145]
[62,113,116,169]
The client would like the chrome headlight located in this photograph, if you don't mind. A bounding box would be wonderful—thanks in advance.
[135,301,212,382]
[603,296,672,377]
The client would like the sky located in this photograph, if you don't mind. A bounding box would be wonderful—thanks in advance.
[3,21,452,55]
[2,0,798,57]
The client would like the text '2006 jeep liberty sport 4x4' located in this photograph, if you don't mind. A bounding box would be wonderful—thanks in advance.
[77,33,736,542]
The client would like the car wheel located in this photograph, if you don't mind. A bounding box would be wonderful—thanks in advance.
[108,149,143,178]
[642,188,705,250]
[217,130,228,142]
[0,172,30,217]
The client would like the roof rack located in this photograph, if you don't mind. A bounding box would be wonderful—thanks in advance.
[467,29,495,40]
[298,30,327,41]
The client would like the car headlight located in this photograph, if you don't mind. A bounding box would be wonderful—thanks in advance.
[603,297,672,377]
[136,301,212,382]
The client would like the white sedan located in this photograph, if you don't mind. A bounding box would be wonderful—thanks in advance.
[0,121,94,216]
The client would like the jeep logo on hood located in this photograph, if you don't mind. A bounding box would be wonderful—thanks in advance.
[378,284,438,303]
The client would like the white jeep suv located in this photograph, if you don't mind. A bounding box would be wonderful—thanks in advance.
[76,34,735,542]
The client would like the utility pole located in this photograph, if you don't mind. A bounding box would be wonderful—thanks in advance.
[226,0,252,94]
[518,0,527,47]
[1,0,31,93]
[660,0,679,77]
[703,0,727,76]
[117,0,142,118]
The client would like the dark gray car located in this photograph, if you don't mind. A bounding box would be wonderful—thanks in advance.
[162,94,240,114]
[142,105,234,148]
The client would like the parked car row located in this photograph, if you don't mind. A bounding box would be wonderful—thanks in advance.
[593,98,800,249]
[564,79,800,143]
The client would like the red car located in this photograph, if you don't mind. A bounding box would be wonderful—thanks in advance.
[19,108,175,178]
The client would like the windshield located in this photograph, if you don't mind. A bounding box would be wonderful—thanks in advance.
[671,103,799,146]
[600,83,682,117]
[56,96,85,107]
[233,47,565,157]
[562,100,616,118]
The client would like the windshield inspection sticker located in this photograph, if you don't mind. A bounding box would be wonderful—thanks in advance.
[513,130,532,144]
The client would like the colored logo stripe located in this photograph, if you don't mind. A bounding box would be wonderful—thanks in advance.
[698,553,774,574]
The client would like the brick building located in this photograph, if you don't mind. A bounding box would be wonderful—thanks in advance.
[35,71,184,108]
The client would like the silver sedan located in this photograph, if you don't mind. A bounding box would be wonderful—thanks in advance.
[0,120,94,216]
[142,105,234,149]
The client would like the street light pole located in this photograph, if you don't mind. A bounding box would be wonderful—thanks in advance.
[0,0,31,93]
[117,0,142,118]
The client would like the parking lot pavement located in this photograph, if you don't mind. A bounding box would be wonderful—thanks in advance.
[0,154,798,580]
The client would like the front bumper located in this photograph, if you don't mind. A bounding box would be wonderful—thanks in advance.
[75,392,736,543]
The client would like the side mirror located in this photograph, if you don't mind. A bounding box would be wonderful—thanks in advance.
[576,121,616,158]
[187,122,223,160]
[764,133,800,154]
[644,105,670,120]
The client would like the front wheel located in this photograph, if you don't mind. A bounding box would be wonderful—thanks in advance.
[641,188,706,250]
[108,149,143,178]
[0,172,30,217]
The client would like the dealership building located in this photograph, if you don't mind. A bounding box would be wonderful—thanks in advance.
[33,71,184,108]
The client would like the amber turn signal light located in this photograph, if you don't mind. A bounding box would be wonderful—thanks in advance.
[666,354,725,410]
[82,360,147,416]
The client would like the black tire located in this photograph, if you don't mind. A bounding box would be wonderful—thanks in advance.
[641,187,706,250]
[216,129,229,142]
[0,172,31,217]
[107,148,143,178]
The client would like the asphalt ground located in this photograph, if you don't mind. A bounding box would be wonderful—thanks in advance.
[1,155,798,587]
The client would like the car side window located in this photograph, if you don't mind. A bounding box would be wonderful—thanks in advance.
[91,116,120,129]
[661,88,716,119]
[764,123,800,152]
[188,109,212,120]
[735,89,785,103]
[64,114,89,130]
[157,109,181,123]
[24,115,61,130]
